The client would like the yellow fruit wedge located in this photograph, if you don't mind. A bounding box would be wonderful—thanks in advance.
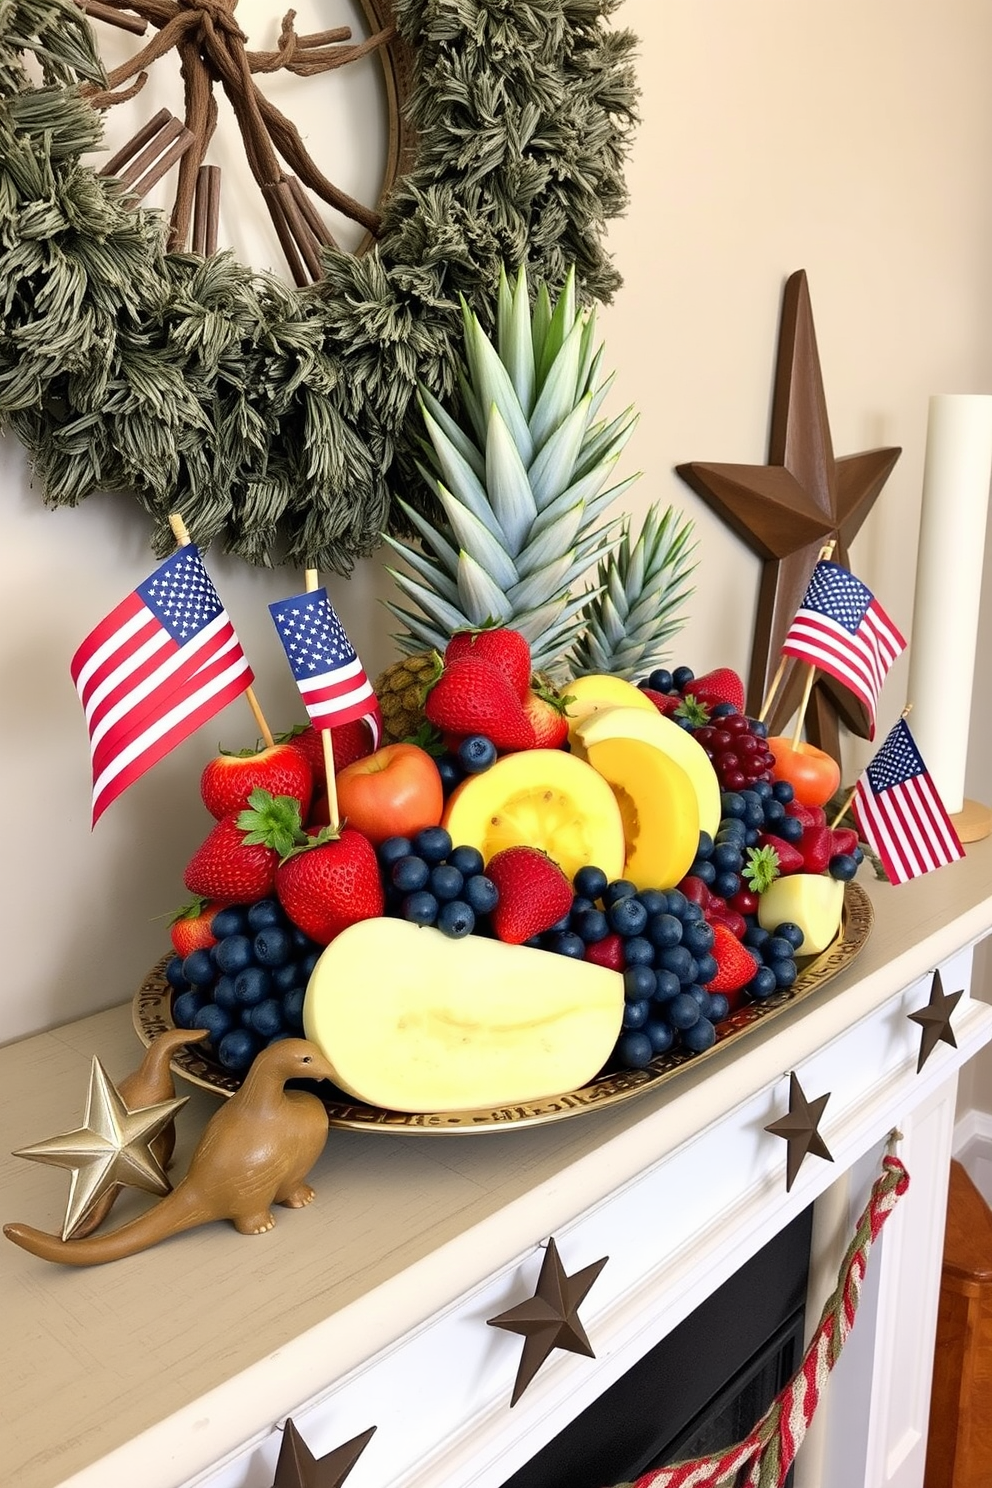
[584,736,700,891]
[757,873,845,954]
[563,674,657,747]
[573,705,721,839]
[304,919,624,1112]
[441,748,626,881]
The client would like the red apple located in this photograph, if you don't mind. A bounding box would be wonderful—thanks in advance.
[334,743,444,845]
[766,737,841,808]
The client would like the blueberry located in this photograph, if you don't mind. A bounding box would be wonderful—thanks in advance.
[413,826,453,863]
[744,828,760,847]
[165,955,188,992]
[462,874,498,914]
[234,965,271,1006]
[573,908,609,944]
[172,990,202,1027]
[253,926,293,968]
[667,992,702,1030]
[623,935,654,966]
[437,900,475,938]
[622,998,651,1029]
[448,844,485,877]
[648,668,673,693]
[646,1018,676,1054]
[573,864,609,900]
[430,863,464,901]
[743,924,770,952]
[681,1016,717,1053]
[616,1031,654,1069]
[687,983,709,1008]
[213,975,239,1011]
[774,922,805,951]
[194,1002,234,1043]
[457,735,497,774]
[379,835,414,868]
[711,702,736,719]
[748,718,770,740]
[772,779,795,804]
[298,950,320,981]
[271,961,301,995]
[391,855,430,893]
[569,896,596,918]
[763,798,785,826]
[720,792,746,819]
[672,665,695,690]
[773,959,798,988]
[210,906,248,939]
[676,715,695,730]
[688,859,717,885]
[765,936,795,964]
[654,969,681,1002]
[707,992,731,1022]
[247,899,284,932]
[694,831,715,860]
[608,897,648,938]
[648,913,682,949]
[681,919,715,956]
[435,753,464,793]
[624,965,657,1002]
[282,987,306,1030]
[665,890,689,918]
[249,998,285,1038]
[657,945,695,984]
[713,872,741,900]
[748,966,779,1000]
[713,842,743,872]
[677,901,702,925]
[403,891,439,926]
[636,889,669,916]
[291,925,317,953]
[603,878,638,907]
[216,1027,259,1072]
[829,853,858,881]
[182,948,216,987]
[752,779,773,799]
[695,953,719,984]
[544,930,586,959]
[779,815,804,843]
[852,845,864,865]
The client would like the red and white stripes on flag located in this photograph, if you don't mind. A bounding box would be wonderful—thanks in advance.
[71,547,253,825]
[852,718,964,885]
[781,560,906,737]
[268,587,378,732]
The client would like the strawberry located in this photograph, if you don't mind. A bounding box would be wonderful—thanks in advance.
[682,667,746,714]
[799,822,835,874]
[280,718,377,796]
[168,897,222,956]
[200,743,312,821]
[485,846,574,945]
[753,834,804,878]
[830,826,860,858]
[705,922,758,993]
[444,627,532,699]
[184,789,303,903]
[523,685,571,749]
[425,656,535,751]
[706,906,748,940]
[784,800,827,832]
[641,687,682,717]
[275,826,384,945]
[584,933,625,971]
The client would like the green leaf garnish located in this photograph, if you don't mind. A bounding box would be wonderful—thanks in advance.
[742,844,781,895]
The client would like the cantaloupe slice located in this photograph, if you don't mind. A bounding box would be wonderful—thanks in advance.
[573,705,721,840]
[303,919,624,1112]
[584,736,700,891]
[756,873,844,954]
[563,674,658,747]
[441,748,626,882]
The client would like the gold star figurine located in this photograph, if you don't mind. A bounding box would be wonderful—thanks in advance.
[765,1071,834,1192]
[271,1418,376,1488]
[487,1238,609,1407]
[12,1055,187,1239]
[909,969,963,1073]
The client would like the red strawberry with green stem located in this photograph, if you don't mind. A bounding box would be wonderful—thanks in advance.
[425,656,534,751]
[275,826,384,945]
[485,847,574,945]
[168,897,223,957]
[444,627,532,700]
[681,667,746,714]
[799,822,835,874]
[184,789,303,903]
[200,742,312,820]
[523,685,572,749]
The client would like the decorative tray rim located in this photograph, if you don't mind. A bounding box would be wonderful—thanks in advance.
[133,883,874,1134]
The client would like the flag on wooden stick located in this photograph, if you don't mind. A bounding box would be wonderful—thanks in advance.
[269,587,380,735]
[71,546,253,824]
[852,718,964,884]
[781,561,905,736]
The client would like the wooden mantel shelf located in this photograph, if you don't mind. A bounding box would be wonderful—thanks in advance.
[4,842,992,1488]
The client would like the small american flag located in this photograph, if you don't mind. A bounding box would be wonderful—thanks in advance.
[853,718,964,884]
[71,546,253,825]
[269,588,378,733]
[781,560,906,736]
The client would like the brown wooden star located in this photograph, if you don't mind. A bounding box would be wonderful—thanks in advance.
[271,1418,376,1488]
[909,969,963,1073]
[487,1238,609,1407]
[765,1071,834,1192]
[676,270,901,760]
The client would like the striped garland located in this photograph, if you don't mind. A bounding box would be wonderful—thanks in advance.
[614,1143,910,1488]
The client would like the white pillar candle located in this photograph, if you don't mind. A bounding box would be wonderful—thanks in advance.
[906,394,992,814]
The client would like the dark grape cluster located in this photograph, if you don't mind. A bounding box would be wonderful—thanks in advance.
[379,826,499,938]
[165,900,323,1072]
[692,713,776,792]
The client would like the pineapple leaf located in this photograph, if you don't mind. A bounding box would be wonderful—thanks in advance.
[508,553,576,612]
[530,281,554,372]
[460,296,534,465]
[536,266,576,393]
[485,403,538,556]
[417,385,485,484]
[576,308,599,400]
[498,265,536,417]
[420,406,503,543]
[514,499,586,578]
[456,549,514,627]
[436,483,519,590]
[574,404,638,480]
[383,603,453,656]
[530,455,621,540]
[380,533,461,607]
[387,497,461,574]
[384,567,477,636]
[456,366,488,450]
[528,312,585,453]
[527,392,593,508]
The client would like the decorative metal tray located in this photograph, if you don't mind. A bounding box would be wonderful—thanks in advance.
[133,883,873,1134]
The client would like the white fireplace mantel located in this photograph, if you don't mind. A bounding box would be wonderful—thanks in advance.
[4,843,992,1488]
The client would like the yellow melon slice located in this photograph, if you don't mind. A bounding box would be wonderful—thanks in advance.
[756,873,844,954]
[441,748,625,881]
[573,705,721,840]
[304,919,624,1112]
[563,674,658,747]
[584,736,700,891]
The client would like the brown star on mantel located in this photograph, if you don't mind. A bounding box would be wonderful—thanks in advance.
[487,1238,609,1407]
[676,270,901,761]
[765,1071,834,1192]
[271,1418,376,1488]
[908,969,964,1073]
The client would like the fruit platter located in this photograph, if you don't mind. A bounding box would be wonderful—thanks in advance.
[125,267,880,1134]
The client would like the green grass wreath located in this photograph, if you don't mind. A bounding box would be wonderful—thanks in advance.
[0,0,638,572]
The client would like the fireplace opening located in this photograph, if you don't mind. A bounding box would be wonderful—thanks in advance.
[500,1203,814,1488]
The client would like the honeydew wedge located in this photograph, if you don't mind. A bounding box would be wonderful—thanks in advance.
[572,705,721,839]
[757,873,845,955]
[584,736,700,891]
[441,748,626,882]
[563,674,658,747]
[303,919,624,1112]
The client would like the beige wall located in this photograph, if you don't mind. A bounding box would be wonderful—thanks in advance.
[4,0,992,1049]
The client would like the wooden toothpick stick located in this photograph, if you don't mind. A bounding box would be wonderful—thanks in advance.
[304,566,340,833]
[167,513,274,748]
